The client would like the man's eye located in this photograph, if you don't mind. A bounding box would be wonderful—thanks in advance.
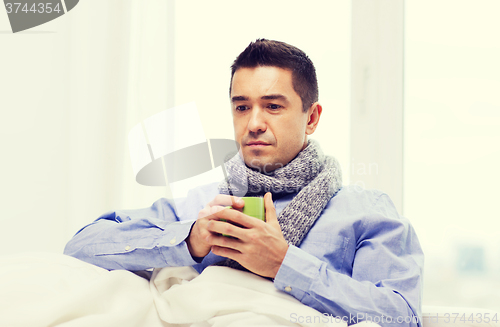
[268,104,282,110]
[235,105,248,111]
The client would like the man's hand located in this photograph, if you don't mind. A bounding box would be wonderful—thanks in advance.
[205,192,289,278]
[186,195,245,259]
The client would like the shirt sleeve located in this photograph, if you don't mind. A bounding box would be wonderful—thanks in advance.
[63,196,201,271]
[273,193,424,327]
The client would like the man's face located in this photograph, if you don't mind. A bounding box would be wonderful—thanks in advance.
[230,66,315,173]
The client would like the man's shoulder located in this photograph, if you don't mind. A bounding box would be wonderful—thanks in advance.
[323,184,406,224]
[328,184,389,208]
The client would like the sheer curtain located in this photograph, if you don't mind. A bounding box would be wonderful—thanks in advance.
[0,0,171,255]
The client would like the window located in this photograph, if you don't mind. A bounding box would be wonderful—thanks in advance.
[405,0,500,310]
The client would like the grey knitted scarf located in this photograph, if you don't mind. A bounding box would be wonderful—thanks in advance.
[214,139,342,271]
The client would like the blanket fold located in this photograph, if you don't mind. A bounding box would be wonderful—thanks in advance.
[150,265,347,327]
[0,253,380,327]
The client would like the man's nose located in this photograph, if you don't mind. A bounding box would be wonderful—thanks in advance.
[247,108,267,134]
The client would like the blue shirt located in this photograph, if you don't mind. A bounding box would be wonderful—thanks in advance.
[64,183,424,327]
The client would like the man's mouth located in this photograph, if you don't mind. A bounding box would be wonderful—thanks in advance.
[247,141,270,147]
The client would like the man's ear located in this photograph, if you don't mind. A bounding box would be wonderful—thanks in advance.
[305,102,322,135]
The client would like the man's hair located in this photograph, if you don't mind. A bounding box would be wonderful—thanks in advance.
[230,39,318,112]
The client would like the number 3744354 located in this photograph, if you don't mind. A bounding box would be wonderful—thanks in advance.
[437,312,499,324]
[5,2,63,14]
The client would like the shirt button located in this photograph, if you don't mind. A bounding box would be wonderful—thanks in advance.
[170,238,176,245]
[285,286,292,292]
[125,245,131,251]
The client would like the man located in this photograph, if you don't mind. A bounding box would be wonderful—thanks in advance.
[64,39,424,326]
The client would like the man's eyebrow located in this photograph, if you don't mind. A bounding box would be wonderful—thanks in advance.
[231,96,248,102]
[231,94,289,103]
[261,94,288,102]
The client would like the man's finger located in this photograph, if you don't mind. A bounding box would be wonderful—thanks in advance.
[198,204,226,220]
[206,231,243,252]
[211,245,242,262]
[264,192,280,230]
[207,194,245,208]
[210,205,229,215]
[207,219,245,240]
[215,206,261,229]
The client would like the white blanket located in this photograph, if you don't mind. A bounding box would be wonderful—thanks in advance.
[0,252,380,327]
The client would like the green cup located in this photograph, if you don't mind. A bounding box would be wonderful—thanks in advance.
[221,197,265,237]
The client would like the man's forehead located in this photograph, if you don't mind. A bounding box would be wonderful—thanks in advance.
[230,66,296,98]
